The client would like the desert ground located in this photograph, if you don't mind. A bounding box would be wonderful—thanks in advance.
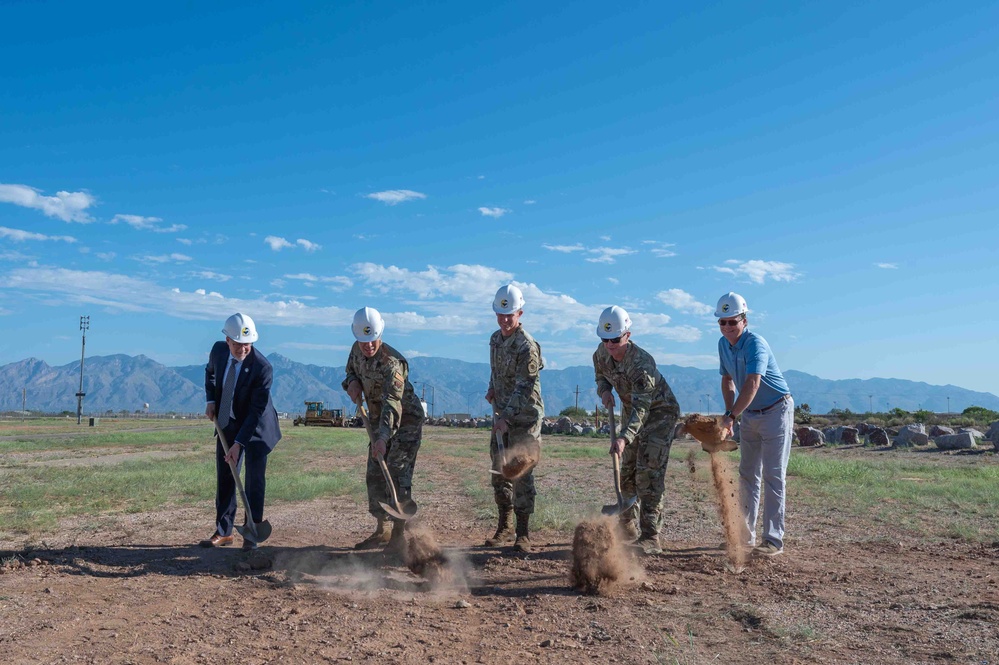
[1,420,997,664]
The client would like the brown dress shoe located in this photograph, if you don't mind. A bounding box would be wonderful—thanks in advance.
[199,533,234,548]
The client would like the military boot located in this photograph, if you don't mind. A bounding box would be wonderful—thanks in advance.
[634,532,663,555]
[618,519,640,542]
[484,507,514,546]
[383,519,407,561]
[512,513,533,553]
[354,517,391,550]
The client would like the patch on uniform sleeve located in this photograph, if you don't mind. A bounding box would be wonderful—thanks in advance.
[393,371,405,390]
[528,358,539,374]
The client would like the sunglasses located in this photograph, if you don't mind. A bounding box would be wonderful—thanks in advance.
[602,336,623,344]
[718,318,743,327]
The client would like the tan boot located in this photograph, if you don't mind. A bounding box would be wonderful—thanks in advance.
[618,519,639,542]
[354,517,391,550]
[512,513,533,553]
[383,520,407,560]
[484,507,514,546]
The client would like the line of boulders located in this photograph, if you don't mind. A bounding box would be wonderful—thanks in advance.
[423,415,600,436]
[793,420,999,451]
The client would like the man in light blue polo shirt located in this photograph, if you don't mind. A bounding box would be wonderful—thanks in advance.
[716,292,794,557]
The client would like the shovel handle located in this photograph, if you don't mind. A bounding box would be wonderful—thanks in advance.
[355,395,406,517]
[212,419,259,540]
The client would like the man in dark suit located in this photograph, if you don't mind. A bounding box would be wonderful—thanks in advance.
[200,312,282,551]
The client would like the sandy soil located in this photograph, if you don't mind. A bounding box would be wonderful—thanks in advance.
[2,428,998,664]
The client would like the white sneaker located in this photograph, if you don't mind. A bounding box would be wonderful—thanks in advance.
[753,541,783,557]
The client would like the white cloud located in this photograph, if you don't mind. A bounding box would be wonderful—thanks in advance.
[296,238,321,252]
[478,207,511,218]
[176,238,193,246]
[875,262,898,269]
[523,200,536,205]
[660,325,702,343]
[656,288,713,315]
[542,243,585,253]
[138,253,192,264]
[712,259,799,284]
[586,247,637,264]
[607,277,619,285]
[0,183,96,223]
[642,240,677,258]
[265,236,294,251]
[652,352,718,369]
[364,189,427,205]
[284,273,353,291]
[192,271,232,282]
[96,252,116,261]
[0,226,76,243]
[110,214,187,233]
[403,349,430,358]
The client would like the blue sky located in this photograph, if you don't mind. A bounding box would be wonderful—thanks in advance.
[1,1,997,396]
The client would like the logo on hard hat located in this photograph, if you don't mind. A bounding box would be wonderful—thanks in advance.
[603,322,612,331]
[241,326,250,335]
[363,326,372,335]
[721,304,730,313]
[500,299,509,308]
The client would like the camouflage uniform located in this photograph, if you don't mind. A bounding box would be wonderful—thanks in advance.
[593,341,681,538]
[342,341,424,519]
[489,326,544,515]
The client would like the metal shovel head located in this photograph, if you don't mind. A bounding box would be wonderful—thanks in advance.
[235,519,273,544]
[600,494,638,517]
[378,498,418,521]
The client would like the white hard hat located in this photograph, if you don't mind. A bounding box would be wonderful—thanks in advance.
[222,313,259,343]
[597,305,631,339]
[352,307,385,342]
[492,284,525,315]
[714,292,748,318]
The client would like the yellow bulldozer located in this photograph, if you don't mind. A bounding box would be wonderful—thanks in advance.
[293,401,346,427]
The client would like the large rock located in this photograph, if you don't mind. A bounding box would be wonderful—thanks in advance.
[929,425,955,437]
[840,427,860,445]
[581,426,595,435]
[796,426,824,447]
[856,422,875,436]
[823,427,839,443]
[958,427,984,440]
[572,424,584,435]
[868,428,890,446]
[986,421,999,442]
[934,432,977,450]
[894,424,929,448]
[555,416,573,435]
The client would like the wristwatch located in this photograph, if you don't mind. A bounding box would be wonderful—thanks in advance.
[724,410,733,418]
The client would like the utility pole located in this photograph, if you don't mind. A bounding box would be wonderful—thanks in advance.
[868,394,873,413]
[574,385,580,411]
[22,387,26,422]
[947,396,950,414]
[76,315,89,425]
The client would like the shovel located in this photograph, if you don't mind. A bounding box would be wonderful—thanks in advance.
[601,408,638,517]
[213,420,272,544]
[354,398,417,521]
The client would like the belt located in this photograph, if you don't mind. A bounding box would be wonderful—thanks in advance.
[746,393,791,415]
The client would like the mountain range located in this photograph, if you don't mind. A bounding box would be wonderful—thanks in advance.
[1,354,996,418]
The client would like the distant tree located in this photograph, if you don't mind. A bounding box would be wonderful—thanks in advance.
[962,406,999,420]
[890,407,909,418]
[559,406,589,420]
[913,409,933,423]
[794,403,812,424]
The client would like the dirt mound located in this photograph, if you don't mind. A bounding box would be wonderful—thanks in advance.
[502,431,541,481]
[681,413,738,453]
[569,518,639,594]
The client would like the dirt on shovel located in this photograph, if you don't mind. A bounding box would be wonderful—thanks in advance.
[501,430,541,481]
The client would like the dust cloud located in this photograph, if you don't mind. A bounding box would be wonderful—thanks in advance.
[569,517,642,595]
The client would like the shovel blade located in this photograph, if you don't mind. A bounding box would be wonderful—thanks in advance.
[235,520,272,544]
[600,495,638,517]
[379,498,418,521]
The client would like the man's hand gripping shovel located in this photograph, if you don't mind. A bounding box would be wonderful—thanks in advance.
[353,396,417,521]
[213,420,272,545]
[601,407,638,517]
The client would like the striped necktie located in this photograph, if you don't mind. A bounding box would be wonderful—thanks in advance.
[217,358,238,429]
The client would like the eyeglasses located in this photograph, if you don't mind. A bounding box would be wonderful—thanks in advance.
[718,318,743,327]
[602,336,623,344]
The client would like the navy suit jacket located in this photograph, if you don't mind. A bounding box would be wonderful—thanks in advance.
[205,341,282,453]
